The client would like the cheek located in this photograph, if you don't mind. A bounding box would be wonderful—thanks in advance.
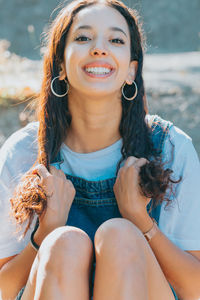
[64,46,85,76]
[117,55,131,81]
[114,46,131,70]
[65,48,77,73]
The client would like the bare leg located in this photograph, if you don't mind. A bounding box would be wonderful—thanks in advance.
[21,226,93,300]
[93,218,175,300]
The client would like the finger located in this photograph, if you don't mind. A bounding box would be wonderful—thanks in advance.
[115,171,120,184]
[134,158,149,170]
[66,179,75,188]
[56,169,66,180]
[115,168,124,187]
[49,166,66,180]
[26,164,42,175]
[49,165,60,175]
[124,156,138,168]
[58,169,66,179]
[116,166,123,178]
[32,164,50,179]
[26,168,36,176]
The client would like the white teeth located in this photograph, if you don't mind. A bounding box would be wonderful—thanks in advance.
[85,67,112,74]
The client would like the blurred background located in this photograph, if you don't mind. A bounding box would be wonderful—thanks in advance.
[0,0,200,156]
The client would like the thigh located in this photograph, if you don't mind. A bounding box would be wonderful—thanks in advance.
[93,218,176,300]
[21,226,93,300]
[20,253,39,300]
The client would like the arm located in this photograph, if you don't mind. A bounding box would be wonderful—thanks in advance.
[114,131,200,299]
[128,210,200,300]
[0,255,18,270]
[0,226,54,300]
[0,164,75,299]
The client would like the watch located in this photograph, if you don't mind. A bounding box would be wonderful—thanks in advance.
[143,218,158,242]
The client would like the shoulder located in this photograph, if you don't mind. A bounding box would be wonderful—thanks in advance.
[146,114,199,177]
[145,114,173,154]
[163,124,197,166]
[0,122,39,187]
[146,113,191,146]
[0,121,39,157]
[145,114,195,158]
[1,121,39,155]
[161,123,200,185]
[167,124,192,148]
[145,114,173,131]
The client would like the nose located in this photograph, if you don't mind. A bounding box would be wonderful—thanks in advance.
[90,40,108,56]
[90,47,108,56]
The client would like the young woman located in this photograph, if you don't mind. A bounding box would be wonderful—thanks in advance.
[0,0,200,299]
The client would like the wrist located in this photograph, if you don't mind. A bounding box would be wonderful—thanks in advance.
[127,211,159,242]
[126,209,154,233]
[30,227,40,251]
[33,225,55,247]
[143,218,159,242]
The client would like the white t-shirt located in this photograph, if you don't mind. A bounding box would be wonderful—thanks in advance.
[0,119,200,259]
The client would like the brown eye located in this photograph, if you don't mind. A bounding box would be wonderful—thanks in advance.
[75,36,91,42]
[110,38,125,44]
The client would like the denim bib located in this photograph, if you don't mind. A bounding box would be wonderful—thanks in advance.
[16,115,178,300]
[54,115,177,299]
[57,115,173,238]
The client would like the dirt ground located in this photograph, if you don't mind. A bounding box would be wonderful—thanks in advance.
[0,41,199,157]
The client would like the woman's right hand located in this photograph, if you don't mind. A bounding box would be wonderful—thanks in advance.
[32,164,76,230]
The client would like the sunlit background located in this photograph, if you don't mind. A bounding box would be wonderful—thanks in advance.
[0,0,200,156]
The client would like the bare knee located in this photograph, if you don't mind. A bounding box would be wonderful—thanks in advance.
[94,218,147,266]
[38,226,93,273]
[21,227,93,300]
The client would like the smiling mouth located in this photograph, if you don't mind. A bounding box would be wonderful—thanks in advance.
[83,66,115,78]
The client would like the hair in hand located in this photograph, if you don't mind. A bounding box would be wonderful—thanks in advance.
[10,0,179,237]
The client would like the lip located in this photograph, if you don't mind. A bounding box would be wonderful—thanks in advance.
[82,61,115,78]
[83,61,114,70]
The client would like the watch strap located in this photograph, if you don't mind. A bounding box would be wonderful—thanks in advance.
[143,218,158,242]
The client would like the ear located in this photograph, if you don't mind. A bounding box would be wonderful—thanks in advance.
[126,60,138,85]
[59,62,67,81]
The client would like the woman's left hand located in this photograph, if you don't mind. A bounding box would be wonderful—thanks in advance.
[113,156,152,225]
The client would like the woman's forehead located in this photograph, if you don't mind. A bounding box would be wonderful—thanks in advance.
[69,4,129,35]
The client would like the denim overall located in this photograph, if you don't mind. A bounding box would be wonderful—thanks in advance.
[16,115,178,300]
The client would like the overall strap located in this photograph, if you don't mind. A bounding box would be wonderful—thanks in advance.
[146,115,173,222]
[147,114,173,155]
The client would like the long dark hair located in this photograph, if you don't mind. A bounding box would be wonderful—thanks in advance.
[10,0,176,236]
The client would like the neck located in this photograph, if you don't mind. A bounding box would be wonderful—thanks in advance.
[65,89,122,153]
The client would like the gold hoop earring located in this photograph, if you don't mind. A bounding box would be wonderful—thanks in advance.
[122,81,138,101]
[51,76,69,98]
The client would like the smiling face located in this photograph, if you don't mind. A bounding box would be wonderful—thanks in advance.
[60,3,137,98]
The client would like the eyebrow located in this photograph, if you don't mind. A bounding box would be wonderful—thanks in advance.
[75,25,127,37]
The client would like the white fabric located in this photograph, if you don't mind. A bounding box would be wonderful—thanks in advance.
[0,122,38,258]
[159,126,200,250]
[0,120,200,258]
